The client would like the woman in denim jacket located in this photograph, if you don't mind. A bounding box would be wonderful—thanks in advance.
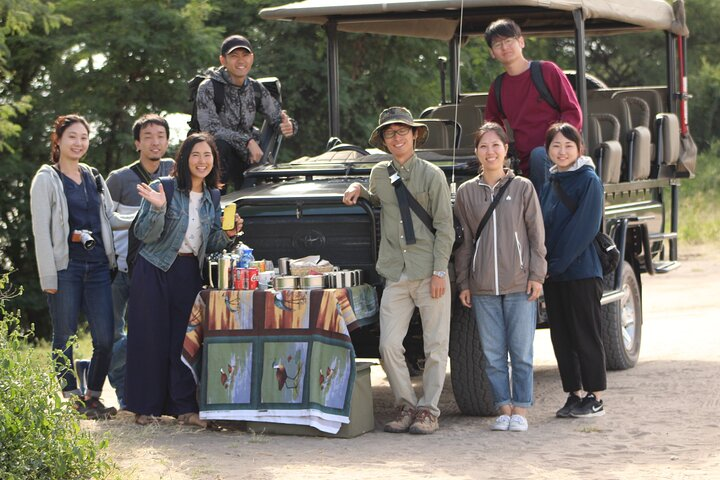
[124,133,242,427]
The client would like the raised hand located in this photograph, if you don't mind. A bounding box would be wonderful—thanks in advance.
[280,110,295,137]
[137,182,167,209]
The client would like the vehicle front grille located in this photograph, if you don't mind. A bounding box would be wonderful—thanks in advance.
[237,205,381,286]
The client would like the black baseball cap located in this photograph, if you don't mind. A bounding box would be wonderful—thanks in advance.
[221,35,253,56]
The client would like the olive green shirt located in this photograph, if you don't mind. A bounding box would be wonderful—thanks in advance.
[359,154,453,282]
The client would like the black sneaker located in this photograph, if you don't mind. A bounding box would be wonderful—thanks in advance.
[570,393,605,418]
[81,397,118,420]
[556,393,582,418]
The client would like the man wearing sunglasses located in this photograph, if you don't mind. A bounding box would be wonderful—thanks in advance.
[343,107,454,435]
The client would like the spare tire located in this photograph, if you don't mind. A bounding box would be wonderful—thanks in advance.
[449,301,495,416]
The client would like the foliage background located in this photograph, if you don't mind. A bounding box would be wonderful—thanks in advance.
[1,0,718,338]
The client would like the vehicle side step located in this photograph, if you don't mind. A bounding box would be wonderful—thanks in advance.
[649,232,678,241]
[652,261,681,273]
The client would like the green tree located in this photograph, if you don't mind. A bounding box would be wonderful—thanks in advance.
[685,0,720,149]
[2,0,223,336]
[0,0,68,151]
[206,0,447,154]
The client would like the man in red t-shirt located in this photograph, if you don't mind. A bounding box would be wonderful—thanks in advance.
[484,18,583,193]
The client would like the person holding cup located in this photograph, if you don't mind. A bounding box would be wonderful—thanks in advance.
[124,132,243,427]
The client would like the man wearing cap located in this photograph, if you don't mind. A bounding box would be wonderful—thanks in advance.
[196,34,297,190]
[343,107,453,434]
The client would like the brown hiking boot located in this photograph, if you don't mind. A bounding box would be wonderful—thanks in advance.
[409,408,439,434]
[384,406,416,433]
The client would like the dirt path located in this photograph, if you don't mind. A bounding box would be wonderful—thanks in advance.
[87,244,720,479]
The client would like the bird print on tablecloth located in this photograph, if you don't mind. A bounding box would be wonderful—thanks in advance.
[319,357,338,391]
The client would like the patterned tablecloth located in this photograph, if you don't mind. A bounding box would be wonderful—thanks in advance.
[182,284,378,434]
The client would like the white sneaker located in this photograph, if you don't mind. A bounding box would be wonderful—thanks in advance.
[491,414,511,431]
[509,414,528,432]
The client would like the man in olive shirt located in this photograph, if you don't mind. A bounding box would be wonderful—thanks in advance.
[343,107,453,434]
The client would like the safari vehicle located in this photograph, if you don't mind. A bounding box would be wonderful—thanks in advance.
[226,0,696,415]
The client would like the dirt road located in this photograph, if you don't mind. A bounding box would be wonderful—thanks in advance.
[90,245,720,479]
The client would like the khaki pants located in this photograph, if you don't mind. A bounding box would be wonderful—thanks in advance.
[378,274,450,417]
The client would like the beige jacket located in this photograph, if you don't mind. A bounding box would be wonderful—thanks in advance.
[453,170,547,295]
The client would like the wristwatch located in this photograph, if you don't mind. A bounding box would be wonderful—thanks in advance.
[432,270,447,278]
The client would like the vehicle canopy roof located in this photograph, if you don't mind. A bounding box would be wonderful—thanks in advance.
[260,0,688,39]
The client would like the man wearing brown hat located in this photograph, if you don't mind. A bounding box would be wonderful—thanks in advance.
[196,34,297,190]
[343,107,454,434]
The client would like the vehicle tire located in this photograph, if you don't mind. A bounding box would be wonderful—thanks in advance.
[449,301,495,416]
[601,260,642,370]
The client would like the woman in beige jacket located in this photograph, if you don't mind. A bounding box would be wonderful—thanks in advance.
[454,122,547,432]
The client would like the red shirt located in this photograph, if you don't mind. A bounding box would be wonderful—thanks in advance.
[485,61,582,175]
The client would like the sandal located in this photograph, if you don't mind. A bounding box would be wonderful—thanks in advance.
[177,412,207,428]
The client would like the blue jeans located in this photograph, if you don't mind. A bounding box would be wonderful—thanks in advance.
[109,270,129,408]
[472,292,537,410]
[47,259,114,398]
[529,146,552,195]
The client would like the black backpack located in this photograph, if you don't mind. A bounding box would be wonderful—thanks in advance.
[493,60,560,118]
[126,177,221,277]
[187,70,263,135]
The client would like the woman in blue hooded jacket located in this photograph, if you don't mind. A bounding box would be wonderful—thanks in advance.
[540,123,607,419]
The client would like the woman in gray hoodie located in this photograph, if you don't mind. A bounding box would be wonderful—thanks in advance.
[30,114,133,419]
[454,122,547,432]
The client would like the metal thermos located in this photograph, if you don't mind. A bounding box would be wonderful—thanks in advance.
[218,254,233,290]
[278,257,290,275]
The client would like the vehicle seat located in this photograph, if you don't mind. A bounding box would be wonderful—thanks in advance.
[620,96,652,181]
[418,118,461,150]
[587,113,622,184]
[612,89,664,143]
[655,113,680,166]
[426,104,483,148]
[419,106,438,118]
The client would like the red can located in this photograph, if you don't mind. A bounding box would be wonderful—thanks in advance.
[248,267,259,290]
[232,267,245,290]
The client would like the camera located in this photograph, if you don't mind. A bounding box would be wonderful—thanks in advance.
[71,229,96,250]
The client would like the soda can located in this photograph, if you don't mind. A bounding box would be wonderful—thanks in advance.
[243,268,252,290]
[248,267,259,290]
[233,267,243,290]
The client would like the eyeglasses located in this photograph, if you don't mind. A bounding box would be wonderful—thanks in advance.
[491,37,518,50]
[382,126,411,139]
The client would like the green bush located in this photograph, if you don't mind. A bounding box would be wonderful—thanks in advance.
[0,273,112,480]
[679,140,720,245]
